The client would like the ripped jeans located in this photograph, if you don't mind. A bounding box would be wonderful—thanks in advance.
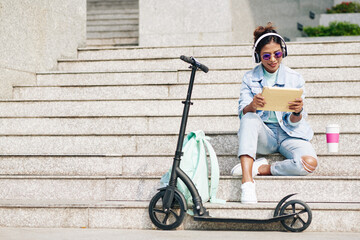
[237,113,318,176]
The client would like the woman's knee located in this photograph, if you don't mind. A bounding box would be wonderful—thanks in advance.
[300,155,318,174]
[238,113,262,138]
[242,112,260,119]
[240,112,262,127]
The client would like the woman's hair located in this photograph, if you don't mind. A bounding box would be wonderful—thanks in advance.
[253,22,282,54]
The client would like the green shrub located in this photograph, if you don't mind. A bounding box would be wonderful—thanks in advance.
[304,21,360,37]
[326,1,360,13]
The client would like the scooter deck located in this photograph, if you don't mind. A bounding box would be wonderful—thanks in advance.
[194,213,297,224]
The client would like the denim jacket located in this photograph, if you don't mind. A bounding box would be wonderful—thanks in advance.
[238,64,314,141]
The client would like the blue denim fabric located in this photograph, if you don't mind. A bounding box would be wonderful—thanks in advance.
[238,64,314,141]
[237,113,318,176]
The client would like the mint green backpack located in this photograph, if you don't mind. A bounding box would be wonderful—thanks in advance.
[160,130,225,210]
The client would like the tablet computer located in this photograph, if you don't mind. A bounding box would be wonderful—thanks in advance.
[257,87,303,112]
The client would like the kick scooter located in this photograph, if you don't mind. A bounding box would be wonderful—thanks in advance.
[148,55,312,232]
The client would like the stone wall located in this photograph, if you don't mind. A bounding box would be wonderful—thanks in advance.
[0,0,86,99]
[139,0,244,47]
[139,0,340,47]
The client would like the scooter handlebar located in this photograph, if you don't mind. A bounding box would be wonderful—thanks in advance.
[180,55,209,73]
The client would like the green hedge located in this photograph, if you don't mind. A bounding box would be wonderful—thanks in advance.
[326,1,360,13]
[304,21,360,37]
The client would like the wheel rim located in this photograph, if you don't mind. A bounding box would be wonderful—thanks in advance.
[280,200,312,232]
[148,190,185,230]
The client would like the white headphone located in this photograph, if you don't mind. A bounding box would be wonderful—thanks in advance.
[253,33,287,63]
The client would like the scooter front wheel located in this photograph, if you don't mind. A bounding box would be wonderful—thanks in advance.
[148,190,186,230]
[280,199,312,232]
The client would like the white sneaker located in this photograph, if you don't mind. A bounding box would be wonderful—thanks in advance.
[231,158,268,177]
[241,181,257,204]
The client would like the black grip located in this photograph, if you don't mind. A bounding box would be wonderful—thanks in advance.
[180,55,194,65]
[180,55,209,73]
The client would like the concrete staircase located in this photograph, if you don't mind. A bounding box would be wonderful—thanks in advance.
[87,0,139,47]
[0,41,359,231]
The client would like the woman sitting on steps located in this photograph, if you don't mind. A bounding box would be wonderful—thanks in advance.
[231,23,318,204]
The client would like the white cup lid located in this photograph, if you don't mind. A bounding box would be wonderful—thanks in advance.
[326,124,340,128]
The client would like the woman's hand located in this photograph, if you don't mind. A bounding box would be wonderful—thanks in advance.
[288,98,303,113]
[250,94,266,110]
[245,94,266,113]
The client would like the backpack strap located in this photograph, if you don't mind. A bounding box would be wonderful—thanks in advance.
[192,130,225,204]
[203,136,226,204]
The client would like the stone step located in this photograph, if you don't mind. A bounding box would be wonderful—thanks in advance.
[87,19,139,26]
[87,9,139,15]
[36,67,360,86]
[108,176,360,203]
[87,0,138,3]
[0,98,358,117]
[87,25,138,32]
[87,2,138,7]
[87,0,138,2]
[0,155,123,176]
[117,155,360,177]
[87,2,138,5]
[87,11,138,16]
[0,115,356,135]
[86,37,138,46]
[57,55,360,72]
[0,175,357,203]
[0,200,357,231]
[87,13,138,21]
[0,133,355,155]
[0,154,357,177]
[87,31,138,39]
[87,3,138,7]
[77,42,360,60]
[87,6,138,11]
[13,81,360,100]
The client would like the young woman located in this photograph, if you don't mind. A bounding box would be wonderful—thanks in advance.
[231,23,318,204]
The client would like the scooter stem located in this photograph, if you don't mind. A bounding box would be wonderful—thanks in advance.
[163,58,208,216]
[163,65,197,213]
[169,65,197,187]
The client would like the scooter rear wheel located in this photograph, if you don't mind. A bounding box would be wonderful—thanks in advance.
[279,199,312,232]
[148,190,186,230]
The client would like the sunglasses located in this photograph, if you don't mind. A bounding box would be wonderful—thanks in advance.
[262,51,283,60]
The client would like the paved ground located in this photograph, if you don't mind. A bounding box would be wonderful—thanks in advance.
[0,228,359,240]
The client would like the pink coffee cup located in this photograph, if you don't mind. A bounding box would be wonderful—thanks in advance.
[326,124,340,153]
